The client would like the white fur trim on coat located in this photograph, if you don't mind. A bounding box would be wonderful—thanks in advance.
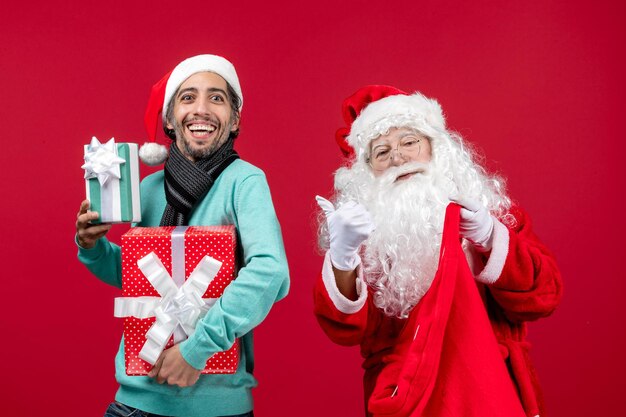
[474,218,509,284]
[322,251,368,314]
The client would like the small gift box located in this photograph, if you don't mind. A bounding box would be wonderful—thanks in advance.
[115,225,239,375]
[82,136,141,223]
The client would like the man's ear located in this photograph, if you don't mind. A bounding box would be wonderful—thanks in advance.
[230,113,240,131]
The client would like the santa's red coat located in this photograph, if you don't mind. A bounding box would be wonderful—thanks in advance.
[314,204,563,417]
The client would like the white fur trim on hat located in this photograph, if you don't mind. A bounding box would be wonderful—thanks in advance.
[162,54,243,124]
[347,92,446,161]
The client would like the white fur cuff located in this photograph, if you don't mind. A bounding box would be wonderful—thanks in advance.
[475,218,509,285]
[322,251,368,314]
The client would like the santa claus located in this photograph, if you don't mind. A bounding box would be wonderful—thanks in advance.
[314,86,563,417]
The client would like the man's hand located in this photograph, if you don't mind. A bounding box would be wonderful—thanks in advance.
[76,200,112,249]
[148,345,201,387]
[451,196,495,252]
[316,196,375,271]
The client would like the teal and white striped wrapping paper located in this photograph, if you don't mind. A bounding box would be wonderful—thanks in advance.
[84,142,141,223]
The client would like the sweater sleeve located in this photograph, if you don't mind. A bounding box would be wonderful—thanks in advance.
[481,206,563,323]
[76,236,123,289]
[179,174,290,369]
[313,252,369,346]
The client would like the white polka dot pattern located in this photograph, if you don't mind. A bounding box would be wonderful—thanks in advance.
[121,225,240,376]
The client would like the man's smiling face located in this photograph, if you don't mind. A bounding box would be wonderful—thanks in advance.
[167,71,239,162]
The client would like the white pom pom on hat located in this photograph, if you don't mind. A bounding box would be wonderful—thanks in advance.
[138,142,169,166]
[140,54,243,165]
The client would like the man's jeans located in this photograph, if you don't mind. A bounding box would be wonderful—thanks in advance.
[104,401,254,417]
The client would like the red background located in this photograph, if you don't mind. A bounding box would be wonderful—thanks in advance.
[1,1,624,416]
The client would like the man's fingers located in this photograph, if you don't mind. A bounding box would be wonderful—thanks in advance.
[148,355,164,379]
[77,211,100,226]
[87,225,112,239]
[77,200,103,229]
[77,200,91,217]
[76,218,110,249]
[156,373,167,384]
[76,201,99,225]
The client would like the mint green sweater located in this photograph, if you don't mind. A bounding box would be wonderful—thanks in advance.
[78,159,289,416]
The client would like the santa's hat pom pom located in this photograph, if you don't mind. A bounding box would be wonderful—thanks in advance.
[139,142,168,165]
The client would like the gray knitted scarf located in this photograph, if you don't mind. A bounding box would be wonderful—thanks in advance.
[160,137,239,226]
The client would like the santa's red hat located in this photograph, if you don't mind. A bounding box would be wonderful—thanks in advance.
[140,54,243,165]
[336,85,407,159]
[337,85,446,162]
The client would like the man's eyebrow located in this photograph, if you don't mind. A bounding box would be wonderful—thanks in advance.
[205,87,228,96]
[176,87,228,97]
[177,87,198,98]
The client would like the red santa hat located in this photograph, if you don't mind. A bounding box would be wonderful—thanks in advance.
[140,54,243,165]
[337,85,446,162]
[336,85,407,159]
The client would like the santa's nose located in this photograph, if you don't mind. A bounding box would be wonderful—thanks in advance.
[389,149,408,166]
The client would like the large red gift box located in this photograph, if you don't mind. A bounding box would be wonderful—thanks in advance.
[118,225,239,376]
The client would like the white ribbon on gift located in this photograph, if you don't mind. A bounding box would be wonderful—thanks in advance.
[114,228,223,365]
[82,136,126,186]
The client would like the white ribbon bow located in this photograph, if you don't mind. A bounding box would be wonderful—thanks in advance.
[82,136,126,186]
[114,252,223,365]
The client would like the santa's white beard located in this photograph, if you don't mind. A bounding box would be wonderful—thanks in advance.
[360,162,453,318]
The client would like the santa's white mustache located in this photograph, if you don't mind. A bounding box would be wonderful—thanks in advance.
[376,161,431,185]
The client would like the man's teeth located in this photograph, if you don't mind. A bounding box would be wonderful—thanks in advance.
[188,124,216,132]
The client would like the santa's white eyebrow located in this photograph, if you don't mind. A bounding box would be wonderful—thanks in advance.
[398,131,419,139]
[371,141,391,151]
[371,131,421,151]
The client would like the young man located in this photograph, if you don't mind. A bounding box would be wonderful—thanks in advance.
[77,54,289,417]
[314,85,562,417]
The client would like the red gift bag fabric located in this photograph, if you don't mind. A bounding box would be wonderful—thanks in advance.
[367,203,526,417]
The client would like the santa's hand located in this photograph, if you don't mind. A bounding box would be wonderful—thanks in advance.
[316,196,374,271]
[451,196,494,252]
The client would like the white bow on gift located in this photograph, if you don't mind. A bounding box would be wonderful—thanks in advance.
[82,136,126,186]
[114,252,223,365]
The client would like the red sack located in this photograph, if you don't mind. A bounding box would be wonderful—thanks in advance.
[368,203,525,417]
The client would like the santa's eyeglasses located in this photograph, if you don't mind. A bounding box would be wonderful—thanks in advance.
[367,136,424,170]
